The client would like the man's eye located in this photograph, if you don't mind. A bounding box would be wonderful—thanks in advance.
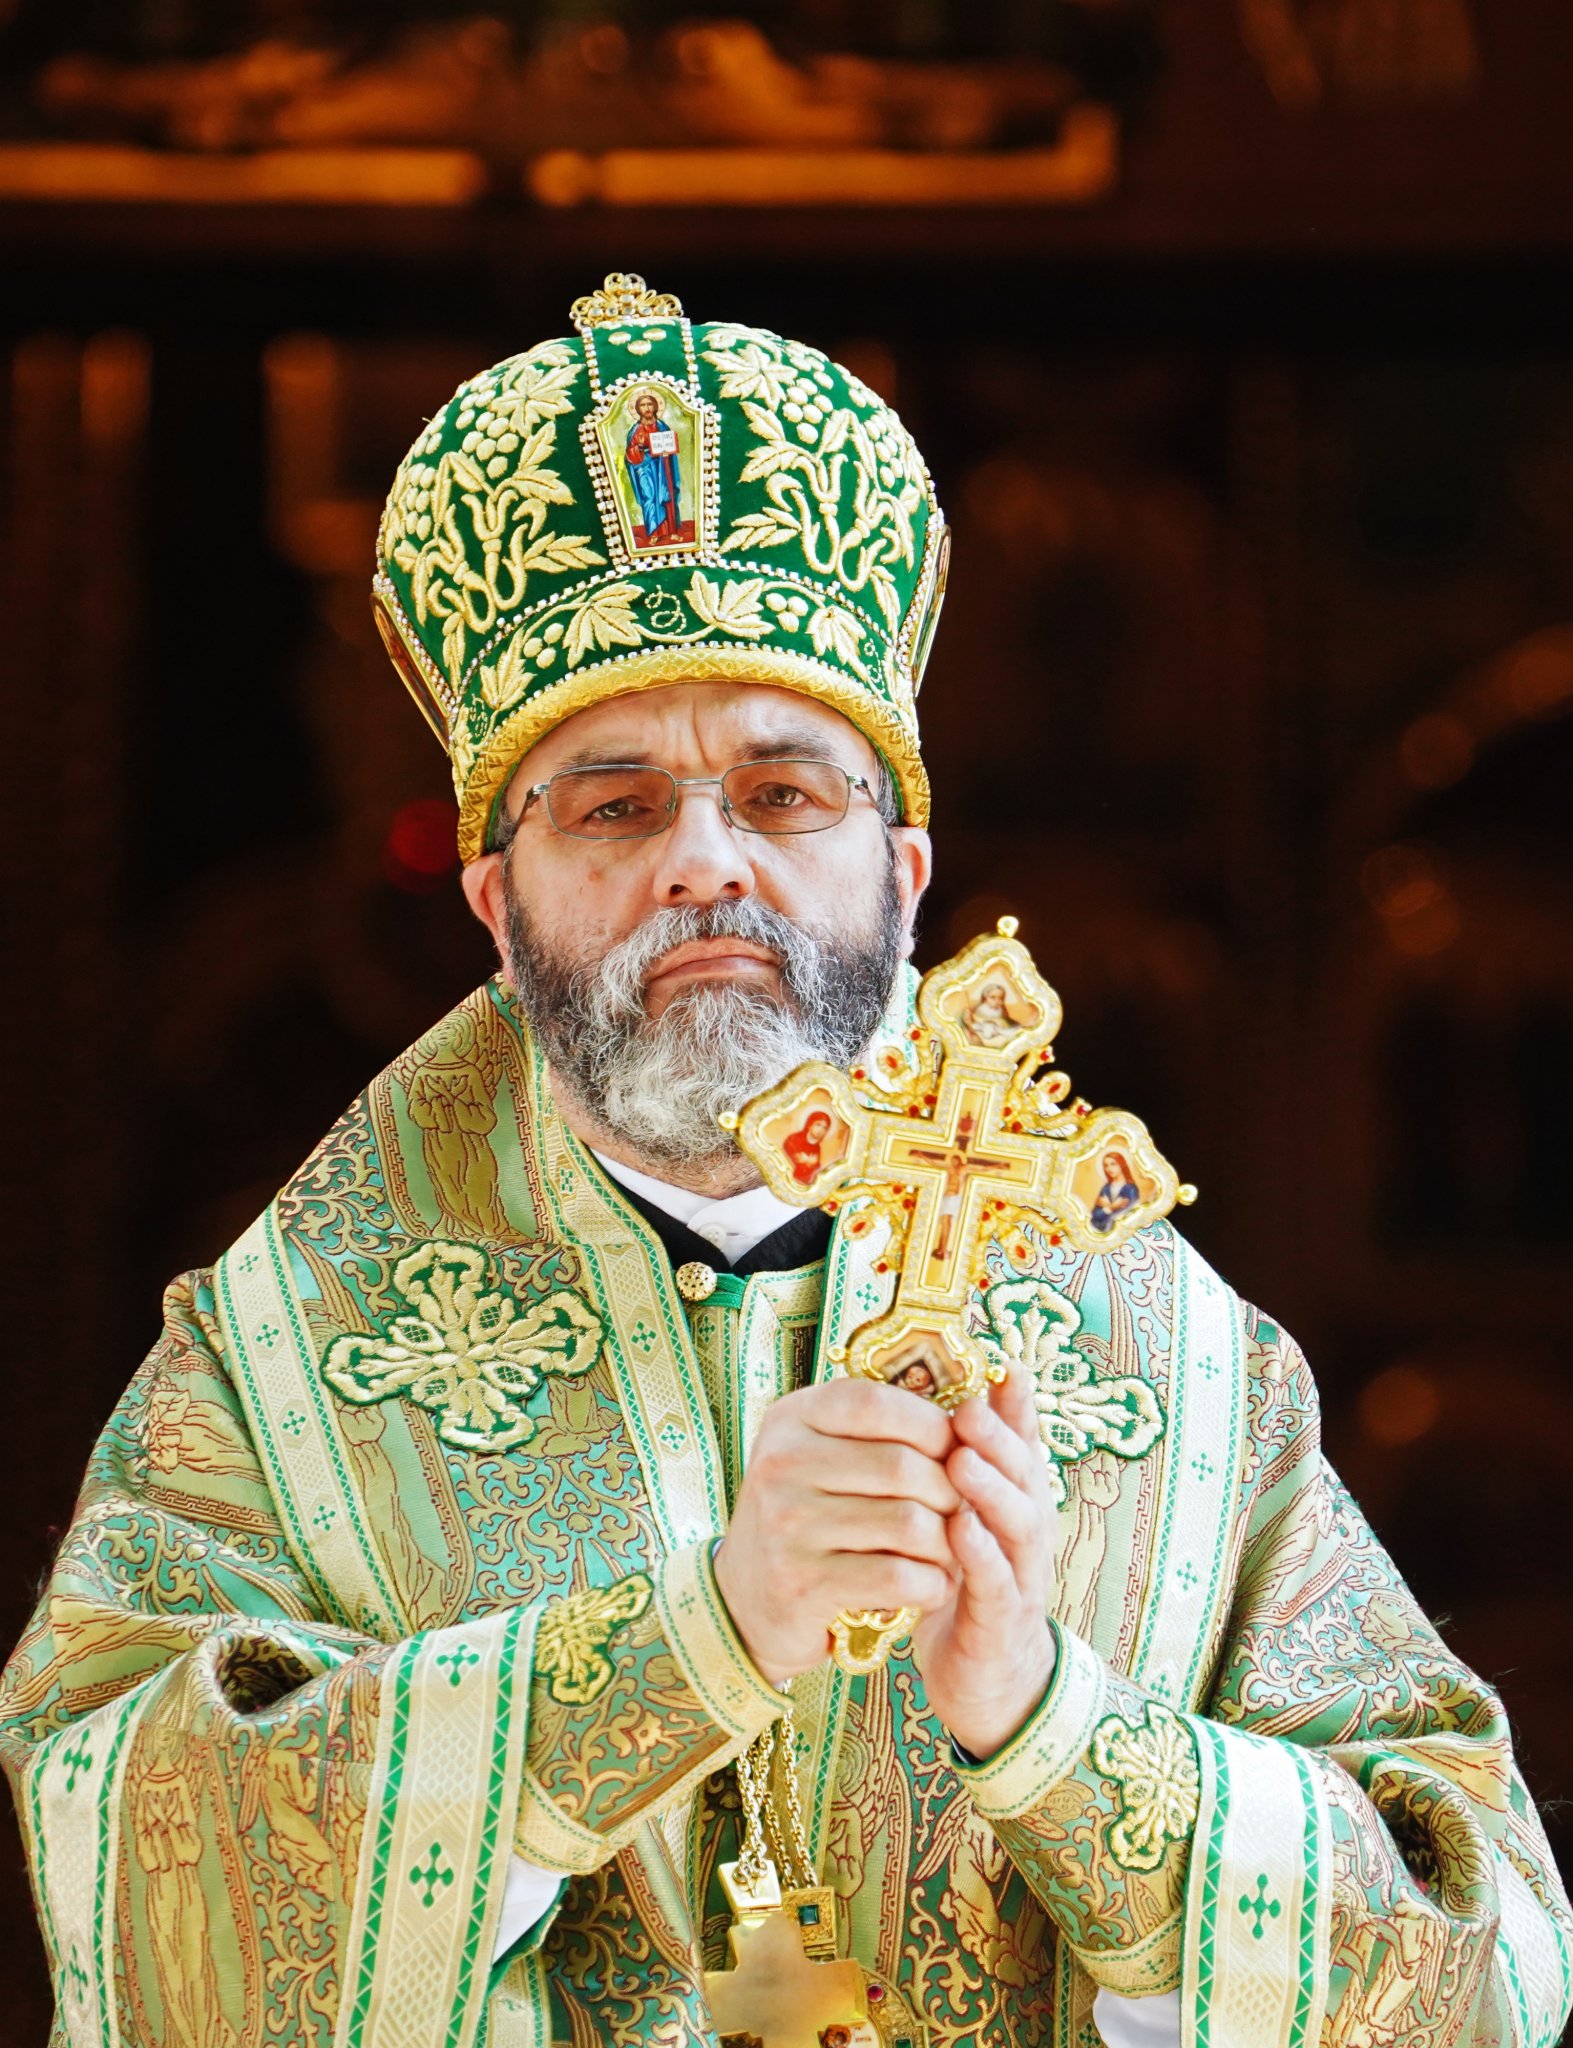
[587,796,652,824]
[752,782,809,808]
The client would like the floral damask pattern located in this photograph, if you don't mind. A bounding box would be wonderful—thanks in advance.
[321,1239,604,1453]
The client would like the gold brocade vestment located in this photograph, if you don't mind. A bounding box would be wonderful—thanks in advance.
[1,976,1568,2048]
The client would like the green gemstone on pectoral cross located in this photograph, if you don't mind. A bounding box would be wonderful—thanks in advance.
[1239,1872,1281,1939]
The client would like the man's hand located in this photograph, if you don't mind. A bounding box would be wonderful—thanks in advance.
[714,1380,961,1686]
[912,1363,1060,1760]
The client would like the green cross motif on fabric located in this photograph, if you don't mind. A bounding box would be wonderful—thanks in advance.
[630,1318,657,1354]
[1175,1561,1199,1592]
[534,1574,653,1704]
[237,1252,260,1276]
[435,1642,481,1687]
[60,1735,92,1793]
[1191,1450,1216,1482]
[321,1238,604,1453]
[1089,1702,1201,1873]
[1239,1872,1282,1940]
[410,1841,455,1908]
[311,1504,337,1531]
[255,1321,281,1350]
[281,1407,307,1438]
[66,1944,89,2002]
[969,1277,1165,1506]
[658,1420,687,1453]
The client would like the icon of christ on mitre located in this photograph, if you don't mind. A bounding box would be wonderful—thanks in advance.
[624,386,688,546]
[3,272,1567,2048]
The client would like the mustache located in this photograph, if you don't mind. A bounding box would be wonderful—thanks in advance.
[568,899,830,1027]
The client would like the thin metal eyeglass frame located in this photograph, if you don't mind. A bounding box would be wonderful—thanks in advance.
[517,757,874,840]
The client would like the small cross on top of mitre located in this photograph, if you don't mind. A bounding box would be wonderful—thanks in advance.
[726,919,1193,1406]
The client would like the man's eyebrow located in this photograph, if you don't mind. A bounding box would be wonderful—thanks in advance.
[545,742,661,773]
[544,725,858,774]
[732,725,853,764]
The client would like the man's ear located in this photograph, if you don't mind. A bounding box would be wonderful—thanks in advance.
[461,851,508,961]
[888,825,932,959]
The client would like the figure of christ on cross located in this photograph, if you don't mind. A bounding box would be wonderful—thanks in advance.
[876,1079,1041,1298]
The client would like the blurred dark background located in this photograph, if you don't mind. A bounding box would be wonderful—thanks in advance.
[3,0,1572,2037]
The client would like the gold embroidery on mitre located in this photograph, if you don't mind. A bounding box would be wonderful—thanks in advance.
[571,273,685,332]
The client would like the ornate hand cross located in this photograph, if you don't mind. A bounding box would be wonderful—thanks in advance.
[727,918,1191,1670]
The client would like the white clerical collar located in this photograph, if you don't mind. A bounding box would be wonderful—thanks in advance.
[590,1151,804,1265]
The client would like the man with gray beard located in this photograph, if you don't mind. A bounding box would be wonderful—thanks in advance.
[502,833,905,1178]
[6,278,1566,2048]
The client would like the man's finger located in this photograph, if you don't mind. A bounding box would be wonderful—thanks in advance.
[814,1495,957,1569]
[951,1393,1038,1495]
[797,1375,956,1459]
[803,1435,962,1516]
[989,1361,1041,1448]
[948,1502,1015,1609]
[827,1552,956,1620]
[949,1444,1040,1568]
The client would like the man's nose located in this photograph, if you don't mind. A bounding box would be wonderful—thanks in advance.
[647,783,757,905]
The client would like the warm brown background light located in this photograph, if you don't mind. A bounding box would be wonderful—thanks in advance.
[2,1,1571,2036]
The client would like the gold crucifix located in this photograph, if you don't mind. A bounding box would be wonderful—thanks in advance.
[725,918,1192,1671]
[704,1902,871,2048]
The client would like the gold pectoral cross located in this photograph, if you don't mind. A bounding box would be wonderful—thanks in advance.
[703,1859,871,2048]
[726,918,1193,1672]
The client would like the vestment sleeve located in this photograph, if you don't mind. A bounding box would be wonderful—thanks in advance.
[953,1313,1573,2046]
[0,1270,780,2046]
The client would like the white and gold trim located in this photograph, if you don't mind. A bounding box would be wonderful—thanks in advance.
[217,1207,408,1641]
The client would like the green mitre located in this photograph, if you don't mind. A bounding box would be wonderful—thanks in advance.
[374,273,948,861]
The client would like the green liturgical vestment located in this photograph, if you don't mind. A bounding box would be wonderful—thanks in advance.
[3,976,1570,2048]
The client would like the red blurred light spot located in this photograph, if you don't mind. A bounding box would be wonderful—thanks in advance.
[384,799,458,892]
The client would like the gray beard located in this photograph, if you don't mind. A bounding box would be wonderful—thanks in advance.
[503,852,903,1172]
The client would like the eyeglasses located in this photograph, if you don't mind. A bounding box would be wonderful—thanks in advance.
[517,757,874,841]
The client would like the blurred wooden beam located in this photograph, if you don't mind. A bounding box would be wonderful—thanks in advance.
[0,143,485,205]
[526,108,1117,208]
